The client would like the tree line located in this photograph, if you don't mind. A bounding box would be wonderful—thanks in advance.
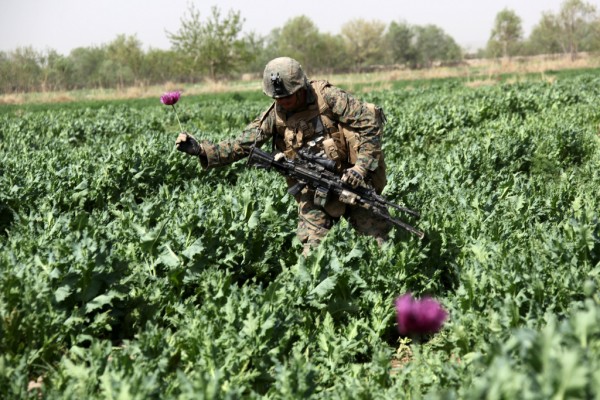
[1,0,598,94]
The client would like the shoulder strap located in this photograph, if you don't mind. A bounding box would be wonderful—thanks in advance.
[311,80,332,114]
[255,101,277,152]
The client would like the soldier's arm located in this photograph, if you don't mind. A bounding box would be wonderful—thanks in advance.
[321,85,382,173]
[198,105,277,169]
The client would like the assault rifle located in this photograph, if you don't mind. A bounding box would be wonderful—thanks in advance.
[247,146,425,239]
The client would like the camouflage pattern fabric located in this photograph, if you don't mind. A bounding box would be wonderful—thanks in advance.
[296,188,333,256]
[198,81,391,252]
[297,187,391,256]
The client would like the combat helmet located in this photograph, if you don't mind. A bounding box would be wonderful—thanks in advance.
[262,57,308,98]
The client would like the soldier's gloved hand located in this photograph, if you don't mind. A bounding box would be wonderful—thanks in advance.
[175,132,203,156]
[341,165,367,188]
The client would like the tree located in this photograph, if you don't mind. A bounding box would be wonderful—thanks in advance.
[240,32,268,75]
[526,12,563,55]
[0,52,11,93]
[167,5,252,81]
[340,19,386,71]
[413,25,462,68]
[524,0,598,59]
[270,16,324,72]
[582,15,600,52]
[106,34,144,87]
[386,21,418,67]
[315,33,350,73]
[39,49,73,91]
[556,0,598,59]
[69,46,106,89]
[7,47,43,92]
[487,8,523,59]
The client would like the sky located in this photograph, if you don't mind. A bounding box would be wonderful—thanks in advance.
[0,0,573,55]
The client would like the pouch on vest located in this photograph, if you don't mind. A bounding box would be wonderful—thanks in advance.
[322,137,341,170]
[314,188,328,208]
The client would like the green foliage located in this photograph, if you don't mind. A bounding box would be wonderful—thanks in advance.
[557,0,599,57]
[1,72,600,398]
[268,16,330,74]
[525,12,564,56]
[104,34,144,87]
[166,5,252,81]
[385,22,463,69]
[487,8,524,59]
[524,0,599,58]
[2,1,600,95]
[413,25,463,68]
[340,19,387,72]
[386,21,418,66]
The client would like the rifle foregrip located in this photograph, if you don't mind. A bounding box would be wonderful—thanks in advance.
[288,182,306,196]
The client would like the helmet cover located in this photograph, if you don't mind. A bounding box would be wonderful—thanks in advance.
[262,57,308,98]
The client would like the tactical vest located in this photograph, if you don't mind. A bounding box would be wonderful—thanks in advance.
[271,80,387,195]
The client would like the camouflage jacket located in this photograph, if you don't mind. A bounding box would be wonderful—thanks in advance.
[198,80,384,176]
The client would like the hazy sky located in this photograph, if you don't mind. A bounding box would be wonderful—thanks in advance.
[0,0,572,55]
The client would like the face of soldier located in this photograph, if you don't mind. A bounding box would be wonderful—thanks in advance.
[275,89,306,112]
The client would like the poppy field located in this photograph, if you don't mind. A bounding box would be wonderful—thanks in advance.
[1,71,599,398]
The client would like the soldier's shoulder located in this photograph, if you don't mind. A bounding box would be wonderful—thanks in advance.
[258,102,281,131]
[258,102,277,120]
[314,81,349,104]
[311,79,340,93]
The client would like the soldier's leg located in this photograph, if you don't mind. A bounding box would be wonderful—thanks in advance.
[297,189,334,256]
[346,205,392,246]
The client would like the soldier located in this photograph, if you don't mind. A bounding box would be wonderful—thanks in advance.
[176,56,391,255]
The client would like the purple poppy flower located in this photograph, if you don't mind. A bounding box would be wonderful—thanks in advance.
[160,91,184,131]
[160,91,181,106]
[395,293,448,335]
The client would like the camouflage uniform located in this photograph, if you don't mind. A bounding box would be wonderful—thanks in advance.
[197,75,391,255]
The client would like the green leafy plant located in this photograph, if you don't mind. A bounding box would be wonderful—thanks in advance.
[1,73,599,398]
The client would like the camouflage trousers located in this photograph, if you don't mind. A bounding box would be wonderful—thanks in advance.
[296,188,392,256]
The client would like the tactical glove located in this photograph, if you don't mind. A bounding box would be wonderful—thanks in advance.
[341,165,367,188]
[175,132,203,156]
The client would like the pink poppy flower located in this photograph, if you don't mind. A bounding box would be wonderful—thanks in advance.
[160,91,181,106]
[160,91,184,131]
[395,293,448,335]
